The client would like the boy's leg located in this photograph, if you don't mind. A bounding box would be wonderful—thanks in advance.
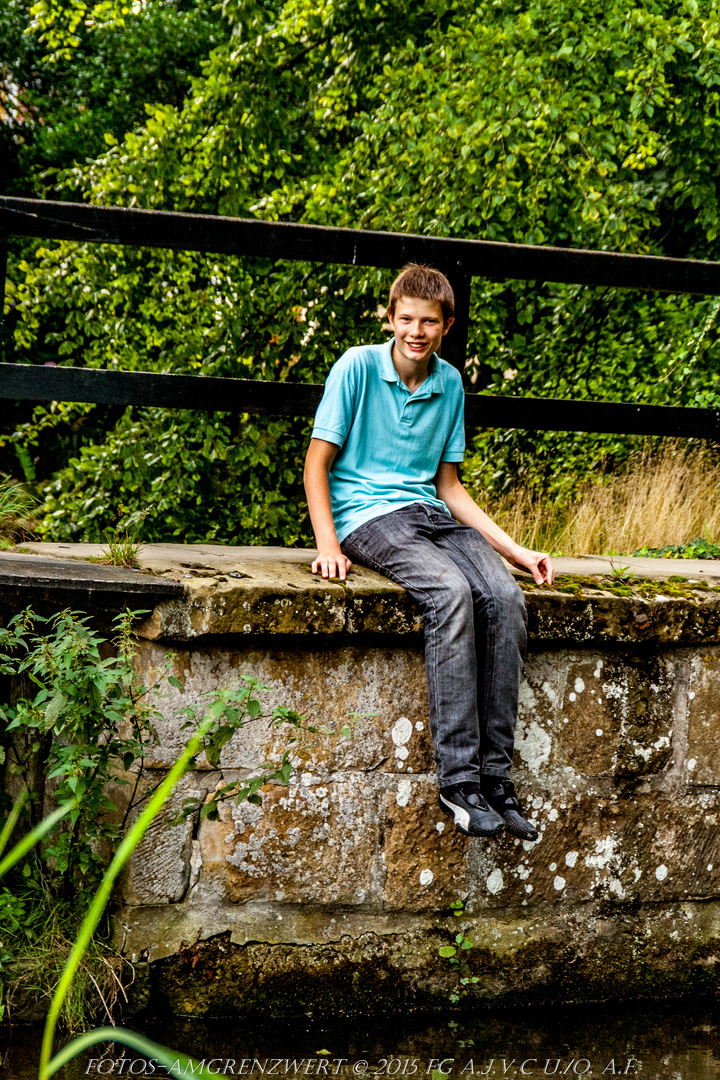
[427,513,538,840]
[341,504,488,789]
[430,512,528,780]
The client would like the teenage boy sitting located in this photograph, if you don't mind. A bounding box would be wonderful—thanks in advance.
[303,264,554,840]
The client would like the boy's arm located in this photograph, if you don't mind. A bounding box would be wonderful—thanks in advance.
[435,462,555,586]
[303,438,353,580]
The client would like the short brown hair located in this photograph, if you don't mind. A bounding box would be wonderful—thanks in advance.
[388,263,455,323]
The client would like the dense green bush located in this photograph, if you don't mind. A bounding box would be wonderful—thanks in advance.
[4,0,720,541]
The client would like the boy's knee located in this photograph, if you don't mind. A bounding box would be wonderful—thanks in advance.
[435,570,474,614]
[493,578,527,621]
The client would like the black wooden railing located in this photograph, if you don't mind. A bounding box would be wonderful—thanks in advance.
[1,196,720,439]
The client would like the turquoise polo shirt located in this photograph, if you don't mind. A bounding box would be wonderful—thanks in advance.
[311,339,466,543]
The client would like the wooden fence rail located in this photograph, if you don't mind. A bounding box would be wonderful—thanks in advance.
[1,196,720,439]
[1,363,718,440]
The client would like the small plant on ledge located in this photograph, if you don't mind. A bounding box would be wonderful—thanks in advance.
[89,505,148,568]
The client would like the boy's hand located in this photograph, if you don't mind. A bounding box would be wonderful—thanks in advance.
[508,546,555,586]
[312,549,353,580]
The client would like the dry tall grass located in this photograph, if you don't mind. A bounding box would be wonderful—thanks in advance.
[483,442,720,555]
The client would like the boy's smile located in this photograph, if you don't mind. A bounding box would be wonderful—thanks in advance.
[388,296,454,390]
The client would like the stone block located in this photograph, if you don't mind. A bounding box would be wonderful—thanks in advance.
[133,640,435,774]
[133,575,720,646]
[512,654,564,783]
[465,793,625,909]
[381,775,468,911]
[528,590,720,646]
[467,793,640,909]
[555,654,675,780]
[136,578,348,641]
[686,651,720,785]
[344,577,422,635]
[466,791,720,910]
[196,776,381,905]
[632,792,720,902]
[121,773,200,905]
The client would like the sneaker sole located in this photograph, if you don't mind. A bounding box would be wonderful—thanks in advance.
[439,794,505,838]
[502,812,538,842]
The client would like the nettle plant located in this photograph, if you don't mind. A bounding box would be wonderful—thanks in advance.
[0,606,336,1033]
[0,607,321,900]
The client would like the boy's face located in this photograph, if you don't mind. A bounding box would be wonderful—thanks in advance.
[388,296,454,369]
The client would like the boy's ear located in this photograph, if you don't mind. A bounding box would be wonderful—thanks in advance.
[442,316,455,336]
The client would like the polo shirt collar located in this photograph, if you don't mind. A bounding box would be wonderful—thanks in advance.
[380,338,444,395]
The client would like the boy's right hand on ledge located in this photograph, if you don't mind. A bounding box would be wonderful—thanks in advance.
[311,549,353,580]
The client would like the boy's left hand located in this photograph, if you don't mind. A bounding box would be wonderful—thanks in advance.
[508,547,555,586]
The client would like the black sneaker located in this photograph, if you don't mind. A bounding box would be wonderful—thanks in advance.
[439,782,505,837]
[481,776,538,841]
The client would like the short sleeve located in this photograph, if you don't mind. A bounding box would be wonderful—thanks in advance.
[311,352,358,448]
[440,370,465,462]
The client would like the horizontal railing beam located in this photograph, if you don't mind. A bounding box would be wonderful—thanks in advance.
[4,197,720,294]
[0,364,323,417]
[2,364,718,440]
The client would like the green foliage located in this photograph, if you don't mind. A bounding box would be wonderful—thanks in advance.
[0,608,159,899]
[0,477,32,518]
[633,536,720,559]
[0,757,206,1071]
[0,606,326,1027]
[6,0,720,533]
[1,0,225,194]
[37,722,213,1079]
[27,0,138,62]
[438,899,480,1005]
[87,503,147,566]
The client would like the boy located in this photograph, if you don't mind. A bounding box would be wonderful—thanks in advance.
[303,265,554,840]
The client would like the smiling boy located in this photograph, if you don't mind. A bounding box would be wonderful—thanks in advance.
[303,264,554,840]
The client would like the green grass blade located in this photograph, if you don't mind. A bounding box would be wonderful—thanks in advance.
[0,799,76,880]
[0,790,28,862]
[39,721,212,1080]
[45,1025,202,1079]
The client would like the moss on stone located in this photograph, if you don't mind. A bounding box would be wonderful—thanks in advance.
[520,574,720,602]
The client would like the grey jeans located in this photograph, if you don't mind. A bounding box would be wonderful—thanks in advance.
[341,502,527,788]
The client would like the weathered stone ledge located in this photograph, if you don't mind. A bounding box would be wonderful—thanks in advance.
[133,580,720,645]
[13,541,720,643]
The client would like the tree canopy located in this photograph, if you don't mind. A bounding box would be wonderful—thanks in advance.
[3,0,720,543]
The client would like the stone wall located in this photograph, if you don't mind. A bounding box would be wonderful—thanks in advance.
[98,547,720,1015]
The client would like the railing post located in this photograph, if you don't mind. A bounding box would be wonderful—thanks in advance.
[439,269,472,383]
[0,230,7,363]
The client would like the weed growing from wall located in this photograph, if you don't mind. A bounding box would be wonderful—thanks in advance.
[0,607,323,1028]
[438,900,480,1006]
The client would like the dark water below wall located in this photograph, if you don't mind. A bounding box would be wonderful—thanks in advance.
[2,1001,719,1080]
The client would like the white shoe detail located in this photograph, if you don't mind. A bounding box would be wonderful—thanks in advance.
[439,794,471,833]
